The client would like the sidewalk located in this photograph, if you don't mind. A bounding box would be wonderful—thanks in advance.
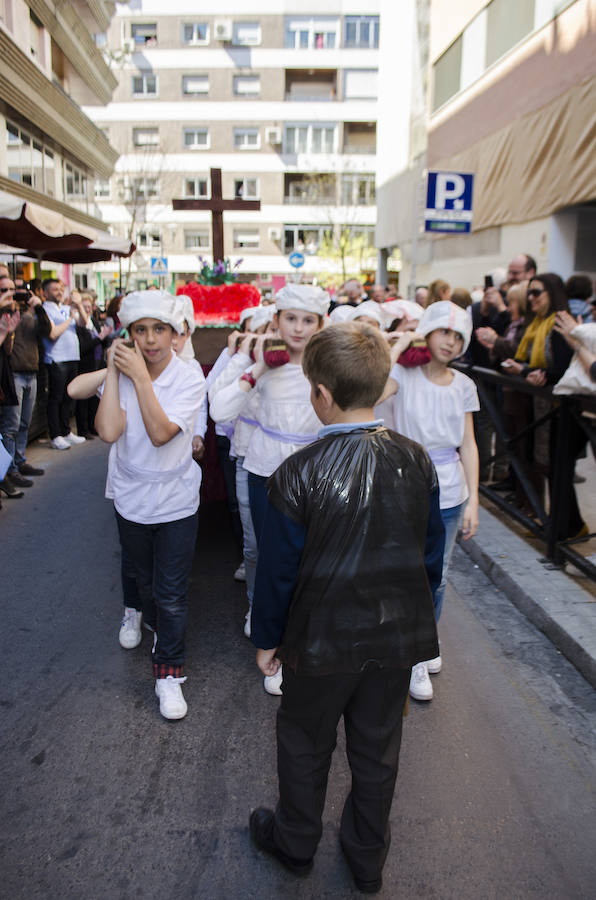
[459,452,596,689]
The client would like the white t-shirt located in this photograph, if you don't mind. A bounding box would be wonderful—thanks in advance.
[104,354,205,524]
[390,364,479,509]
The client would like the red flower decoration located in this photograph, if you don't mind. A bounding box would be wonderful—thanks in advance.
[176,282,261,326]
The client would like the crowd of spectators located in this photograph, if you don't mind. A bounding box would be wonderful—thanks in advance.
[0,255,595,538]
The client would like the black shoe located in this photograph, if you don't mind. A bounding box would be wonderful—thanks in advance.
[19,463,44,476]
[249,808,313,877]
[340,839,383,894]
[9,472,33,488]
[0,476,25,498]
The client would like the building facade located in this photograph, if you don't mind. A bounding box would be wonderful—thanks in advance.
[376,0,596,293]
[0,0,119,281]
[84,0,380,294]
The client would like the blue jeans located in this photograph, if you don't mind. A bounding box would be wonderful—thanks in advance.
[434,502,465,621]
[235,458,257,606]
[0,372,37,472]
[216,435,243,549]
[115,510,198,678]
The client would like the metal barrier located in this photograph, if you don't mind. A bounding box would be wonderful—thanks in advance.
[453,362,596,582]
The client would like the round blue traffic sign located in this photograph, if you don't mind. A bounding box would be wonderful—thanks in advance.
[289,251,305,268]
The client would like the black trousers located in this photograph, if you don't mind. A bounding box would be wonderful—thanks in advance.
[46,360,78,439]
[273,664,410,883]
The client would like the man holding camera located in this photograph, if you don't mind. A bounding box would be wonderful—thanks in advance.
[0,275,52,491]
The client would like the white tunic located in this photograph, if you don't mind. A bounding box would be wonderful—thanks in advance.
[210,362,321,477]
[105,354,205,524]
[208,350,256,458]
[390,363,479,509]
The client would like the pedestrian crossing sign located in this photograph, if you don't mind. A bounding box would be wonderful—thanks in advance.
[150,256,168,275]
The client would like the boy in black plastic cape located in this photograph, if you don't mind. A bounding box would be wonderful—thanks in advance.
[248,322,445,894]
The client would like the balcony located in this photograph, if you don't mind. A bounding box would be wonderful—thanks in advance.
[343,122,376,155]
[285,69,337,102]
[284,174,337,205]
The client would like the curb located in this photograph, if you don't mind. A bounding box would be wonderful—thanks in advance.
[458,505,596,690]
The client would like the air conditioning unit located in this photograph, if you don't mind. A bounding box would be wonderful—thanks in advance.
[266,127,282,145]
[268,227,281,241]
[214,19,233,41]
[122,38,135,54]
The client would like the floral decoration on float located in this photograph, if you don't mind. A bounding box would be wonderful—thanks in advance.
[176,257,260,326]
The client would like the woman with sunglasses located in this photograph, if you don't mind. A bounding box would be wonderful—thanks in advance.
[502,273,586,540]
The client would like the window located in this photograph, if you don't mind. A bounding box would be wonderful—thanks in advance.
[234,229,259,249]
[137,229,162,249]
[284,125,336,154]
[232,22,261,45]
[6,121,56,194]
[133,127,159,147]
[182,23,209,45]
[132,73,158,96]
[64,161,88,198]
[94,33,108,48]
[131,23,157,45]
[233,75,260,96]
[234,177,259,199]
[183,128,209,149]
[233,128,260,149]
[185,178,209,198]
[432,36,462,112]
[29,11,44,62]
[95,178,110,198]
[344,16,379,48]
[184,230,210,249]
[284,17,338,49]
[340,174,376,206]
[182,75,209,96]
[343,69,378,99]
[485,0,535,67]
[131,177,159,199]
[283,225,332,255]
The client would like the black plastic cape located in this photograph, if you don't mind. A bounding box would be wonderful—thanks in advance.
[267,426,442,676]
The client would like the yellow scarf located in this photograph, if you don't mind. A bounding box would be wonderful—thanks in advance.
[515,313,556,369]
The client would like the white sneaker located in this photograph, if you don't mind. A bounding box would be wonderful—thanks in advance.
[409,662,433,701]
[50,436,71,450]
[64,432,86,445]
[155,676,188,719]
[264,667,283,696]
[234,562,246,582]
[244,608,251,638]
[426,654,442,674]
[119,607,142,649]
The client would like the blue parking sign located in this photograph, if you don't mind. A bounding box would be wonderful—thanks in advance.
[425,171,474,234]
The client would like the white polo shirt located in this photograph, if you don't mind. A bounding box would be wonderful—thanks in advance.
[105,354,205,524]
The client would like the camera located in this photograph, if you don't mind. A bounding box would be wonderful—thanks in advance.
[484,275,493,290]
[14,290,31,305]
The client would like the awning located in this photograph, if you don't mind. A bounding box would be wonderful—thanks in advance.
[0,193,134,262]
[0,193,97,251]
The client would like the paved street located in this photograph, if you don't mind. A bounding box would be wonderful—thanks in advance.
[1,439,595,899]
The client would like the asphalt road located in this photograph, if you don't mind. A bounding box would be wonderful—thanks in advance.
[1,438,595,899]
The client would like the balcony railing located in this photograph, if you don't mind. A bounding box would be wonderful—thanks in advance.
[284,92,337,102]
[284,194,336,205]
[342,145,377,154]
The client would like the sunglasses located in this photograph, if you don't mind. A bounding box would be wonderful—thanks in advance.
[527,288,545,299]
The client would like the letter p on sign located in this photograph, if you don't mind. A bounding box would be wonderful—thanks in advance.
[435,173,466,210]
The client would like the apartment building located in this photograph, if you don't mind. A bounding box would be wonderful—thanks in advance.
[0,0,119,279]
[84,0,380,292]
[376,0,596,292]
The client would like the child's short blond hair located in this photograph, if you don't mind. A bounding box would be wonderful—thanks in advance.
[303,322,390,410]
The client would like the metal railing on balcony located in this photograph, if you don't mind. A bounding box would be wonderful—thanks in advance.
[284,195,336,205]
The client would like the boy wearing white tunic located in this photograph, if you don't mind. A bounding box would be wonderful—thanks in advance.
[95,290,205,720]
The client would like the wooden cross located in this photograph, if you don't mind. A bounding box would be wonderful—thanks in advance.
[172,168,261,263]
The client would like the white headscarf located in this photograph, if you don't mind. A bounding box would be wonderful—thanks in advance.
[120,290,184,334]
[380,299,424,330]
[328,305,354,324]
[275,283,330,317]
[418,300,473,353]
[346,301,384,327]
[239,304,260,327]
[250,305,276,331]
